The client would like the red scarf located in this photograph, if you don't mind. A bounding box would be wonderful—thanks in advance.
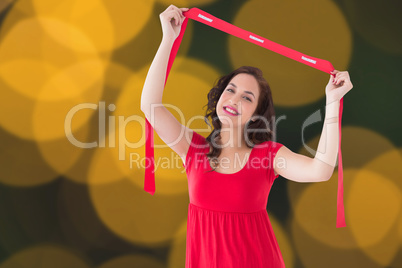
[144,8,346,228]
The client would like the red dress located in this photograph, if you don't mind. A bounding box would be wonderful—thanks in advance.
[183,131,286,268]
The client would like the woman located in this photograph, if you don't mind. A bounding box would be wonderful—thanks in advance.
[141,5,353,268]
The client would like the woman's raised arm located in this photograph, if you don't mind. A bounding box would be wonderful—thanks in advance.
[274,70,353,182]
[140,5,193,162]
[140,5,188,113]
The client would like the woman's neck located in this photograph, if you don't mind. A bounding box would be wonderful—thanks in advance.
[218,127,250,150]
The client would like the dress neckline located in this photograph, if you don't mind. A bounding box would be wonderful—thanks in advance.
[206,146,256,175]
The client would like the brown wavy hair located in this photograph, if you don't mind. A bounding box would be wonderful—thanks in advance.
[202,66,277,172]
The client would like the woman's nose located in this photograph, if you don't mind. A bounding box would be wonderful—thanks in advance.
[229,98,241,106]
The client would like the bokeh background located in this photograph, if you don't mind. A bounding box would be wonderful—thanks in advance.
[0,0,401,267]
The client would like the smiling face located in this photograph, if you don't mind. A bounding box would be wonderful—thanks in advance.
[216,73,260,129]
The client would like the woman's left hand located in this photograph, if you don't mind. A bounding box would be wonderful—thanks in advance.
[325,70,353,103]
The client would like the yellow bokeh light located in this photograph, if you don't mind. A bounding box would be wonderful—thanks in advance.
[293,168,359,248]
[98,254,165,268]
[347,158,402,265]
[291,216,383,268]
[287,125,402,259]
[168,219,187,268]
[270,215,295,268]
[37,58,105,102]
[358,146,402,191]
[37,124,89,176]
[89,178,189,245]
[30,0,155,52]
[347,168,401,265]
[88,145,129,185]
[0,127,58,187]
[399,204,402,246]
[0,16,105,141]
[0,79,37,140]
[228,0,352,107]
[108,73,149,182]
[289,125,402,267]
[289,126,397,209]
[112,7,193,72]
[104,62,135,92]
[32,60,105,141]
[0,17,102,101]
[39,17,99,53]
[399,148,402,247]
[0,245,90,268]
[106,58,220,195]
[0,59,58,100]
[65,62,135,184]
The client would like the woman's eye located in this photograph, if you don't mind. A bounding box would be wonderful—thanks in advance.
[226,88,251,101]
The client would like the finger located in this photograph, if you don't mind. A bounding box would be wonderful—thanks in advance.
[333,75,341,84]
[334,76,343,84]
[330,70,339,74]
[330,74,337,83]
[174,14,180,25]
[176,9,184,21]
[172,10,183,24]
[168,4,177,10]
[177,14,183,25]
[335,77,349,85]
[334,73,347,84]
[335,71,349,78]
[334,73,344,80]
[163,10,176,20]
[167,11,179,25]
[168,5,183,20]
[180,7,189,17]
[332,74,339,83]
[171,5,183,15]
[331,70,351,85]
[334,72,345,78]
[166,12,178,25]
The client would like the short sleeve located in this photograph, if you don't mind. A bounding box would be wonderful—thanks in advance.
[182,131,208,174]
[269,141,284,180]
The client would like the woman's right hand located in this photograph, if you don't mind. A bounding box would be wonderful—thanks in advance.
[159,5,189,42]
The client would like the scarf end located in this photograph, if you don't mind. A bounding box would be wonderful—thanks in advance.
[145,189,155,196]
[336,223,346,228]
[336,211,346,228]
[144,171,155,195]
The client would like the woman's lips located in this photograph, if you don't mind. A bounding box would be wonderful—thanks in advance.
[224,105,239,114]
[223,106,239,116]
